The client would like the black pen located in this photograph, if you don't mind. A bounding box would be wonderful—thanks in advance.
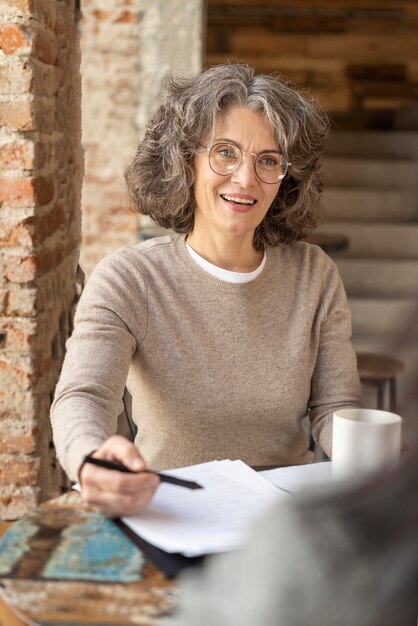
[83,455,203,490]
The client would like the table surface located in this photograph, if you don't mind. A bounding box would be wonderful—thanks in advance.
[0,492,175,626]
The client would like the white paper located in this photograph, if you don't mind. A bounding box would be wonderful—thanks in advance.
[122,460,283,556]
[260,462,332,494]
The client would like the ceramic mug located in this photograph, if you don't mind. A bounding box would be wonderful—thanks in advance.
[332,408,402,480]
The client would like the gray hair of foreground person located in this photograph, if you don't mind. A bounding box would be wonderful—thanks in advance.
[166,445,418,626]
[124,63,330,251]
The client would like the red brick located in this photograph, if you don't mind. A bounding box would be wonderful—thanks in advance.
[0,99,33,131]
[0,219,32,247]
[6,288,37,317]
[0,59,33,95]
[0,176,55,207]
[0,141,35,171]
[0,359,32,390]
[0,487,39,519]
[0,25,28,55]
[0,425,37,455]
[1,319,36,353]
[0,177,34,206]
[92,9,111,20]
[2,0,34,14]
[0,206,66,249]
[4,255,37,282]
[0,457,40,487]
[115,11,137,23]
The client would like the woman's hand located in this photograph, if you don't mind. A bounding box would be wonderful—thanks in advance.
[79,435,160,517]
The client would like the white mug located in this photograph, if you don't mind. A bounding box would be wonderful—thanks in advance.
[332,408,402,480]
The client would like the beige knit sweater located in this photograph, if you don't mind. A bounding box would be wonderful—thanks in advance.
[51,234,362,481]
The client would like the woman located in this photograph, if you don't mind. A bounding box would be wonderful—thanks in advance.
[51,63,362,517]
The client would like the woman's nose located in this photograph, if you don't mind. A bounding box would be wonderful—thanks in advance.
[230,154,257,187]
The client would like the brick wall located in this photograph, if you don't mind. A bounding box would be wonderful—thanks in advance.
[0,0,83,519]
[79,0,142,275]
[79,0,203,275]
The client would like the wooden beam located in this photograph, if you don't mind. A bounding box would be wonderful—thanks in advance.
[220,28,418,61]
[208,0,418,13]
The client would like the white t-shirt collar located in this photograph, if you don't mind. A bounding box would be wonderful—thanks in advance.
[185,241,266,284]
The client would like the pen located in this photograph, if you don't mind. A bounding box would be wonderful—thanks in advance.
[83,455,203,490]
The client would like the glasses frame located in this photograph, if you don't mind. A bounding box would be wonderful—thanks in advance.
[198,142,291,184]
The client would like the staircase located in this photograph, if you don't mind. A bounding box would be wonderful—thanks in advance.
[320,129,418,435]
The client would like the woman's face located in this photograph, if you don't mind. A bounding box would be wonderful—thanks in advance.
[192,106,281,247]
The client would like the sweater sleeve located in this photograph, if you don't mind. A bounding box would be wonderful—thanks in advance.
[309,253,363,457]
[50,250,147,482]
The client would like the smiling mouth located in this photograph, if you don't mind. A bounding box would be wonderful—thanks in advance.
[221,194,257,206]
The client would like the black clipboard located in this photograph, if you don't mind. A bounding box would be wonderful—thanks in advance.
[115,518,207,578]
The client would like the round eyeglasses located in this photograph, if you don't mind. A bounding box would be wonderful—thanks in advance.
[198,142,291,184]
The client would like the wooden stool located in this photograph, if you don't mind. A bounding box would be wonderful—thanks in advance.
[356,352,404,413]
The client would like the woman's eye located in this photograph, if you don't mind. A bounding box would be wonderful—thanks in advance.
[217,146,237,159]
[259,155,279,168]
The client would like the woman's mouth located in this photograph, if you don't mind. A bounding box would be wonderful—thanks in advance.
[221,194,257,212]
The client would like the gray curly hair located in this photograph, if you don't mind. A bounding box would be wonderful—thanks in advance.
[125,63,330,249]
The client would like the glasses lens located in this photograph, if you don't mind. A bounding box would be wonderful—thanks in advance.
[255,153,288,184]
[209,143,241,176]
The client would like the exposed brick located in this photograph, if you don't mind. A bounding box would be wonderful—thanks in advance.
[0,177,34,206]
[0,358,32,390]
[0,319,36,353]
[4,254,37,282]
[0,207,66,249]
[0,456,40,487]
[92,9,111,20]
[0,218,32,247]
[0,140,35,171]
[6,287,37,317]
[0,486,39,520]
[115,10,137,23]
[0,25,29,55]
[0,176,55,208]
[0,59,33,96]
[2,0,34,14]
[0,99,33,131]
[0,0,83,519]
[0,423,38,455]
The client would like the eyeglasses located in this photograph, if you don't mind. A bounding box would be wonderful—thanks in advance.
[198,142,291,184]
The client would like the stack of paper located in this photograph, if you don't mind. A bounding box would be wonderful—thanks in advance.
[260,461,332,494]
[122,459,284,557]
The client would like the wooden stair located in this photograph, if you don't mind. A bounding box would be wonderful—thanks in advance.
[319,128,418,433]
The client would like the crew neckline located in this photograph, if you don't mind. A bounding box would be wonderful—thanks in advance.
[185,240,267,283]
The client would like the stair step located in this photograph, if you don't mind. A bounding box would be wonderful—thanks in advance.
[349,297,418,340]
[316,222,418,259]
[323,157,418,189]
[325,131,418,160]
[335,258,418,298]
[323,188,418,223]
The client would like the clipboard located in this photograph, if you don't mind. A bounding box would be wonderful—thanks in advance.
[115,519,207,578]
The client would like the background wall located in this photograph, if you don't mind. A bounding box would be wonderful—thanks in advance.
[0,0,82,518]
[79,0,204,276]
[0,0,204,520]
